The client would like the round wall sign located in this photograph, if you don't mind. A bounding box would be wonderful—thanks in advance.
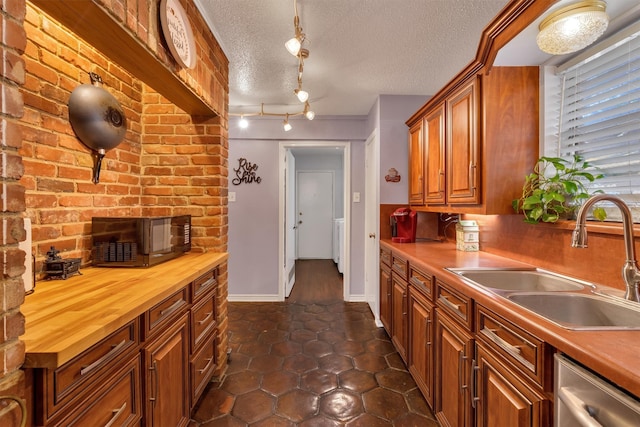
[159,0,197,69]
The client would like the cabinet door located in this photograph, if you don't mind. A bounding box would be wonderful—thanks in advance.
[380,263,392,334]
[435,311,473,427]
[447,77,479,204]
[409,120,425,205]
[408,289,434,406]
[391,274,408,362]
[424,103,446,204]
[474,344,550,427]
[144,313,190,427]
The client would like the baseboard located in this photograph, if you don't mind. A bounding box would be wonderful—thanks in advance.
[347,294,366,302]
[228,294,283,302]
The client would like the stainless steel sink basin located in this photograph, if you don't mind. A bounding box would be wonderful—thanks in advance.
[507,293,640,330]
[447,268,588,292]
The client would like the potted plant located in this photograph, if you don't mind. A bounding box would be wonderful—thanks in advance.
[512,155,607,223]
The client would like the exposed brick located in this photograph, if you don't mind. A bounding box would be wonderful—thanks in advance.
[1,119,22,149]
[1,85,24,118]
[3,48,26,85]
[0,152,24,180]
[36,178,74,193]
[32,225,61,242]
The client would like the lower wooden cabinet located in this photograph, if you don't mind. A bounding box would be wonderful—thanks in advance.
[49,354,142,426]
[379,261,392,335]
[435,310,474,427]
[408,285,434,406]
[391,273,408,363]
[27,267,220,427]
[144,312,190,427]
[473,343,550,427]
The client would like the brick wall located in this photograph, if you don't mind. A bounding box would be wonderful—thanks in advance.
[0,0,229,421]
[0,0,28,424]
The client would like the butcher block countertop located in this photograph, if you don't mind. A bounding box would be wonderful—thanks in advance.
[21,251,228,369]
[382,239,640,398]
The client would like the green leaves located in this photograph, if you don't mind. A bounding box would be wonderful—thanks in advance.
[512,154,606,224]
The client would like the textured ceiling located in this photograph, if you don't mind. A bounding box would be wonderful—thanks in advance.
[195,0,640,117]
[195,0,510,116]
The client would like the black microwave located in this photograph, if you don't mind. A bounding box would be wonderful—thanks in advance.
[91,215,191,267]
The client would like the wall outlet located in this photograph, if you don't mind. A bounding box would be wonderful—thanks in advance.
[353,192,360,203]
[229,192,236,202]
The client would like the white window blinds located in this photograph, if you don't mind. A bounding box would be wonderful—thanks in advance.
[555,28,640,211]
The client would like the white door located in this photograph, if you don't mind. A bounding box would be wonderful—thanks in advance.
[284,150,296,297]
[297,171,334,259]
[364,131,381,324]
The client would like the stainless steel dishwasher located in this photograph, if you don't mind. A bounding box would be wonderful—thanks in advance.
[555,354,640,426]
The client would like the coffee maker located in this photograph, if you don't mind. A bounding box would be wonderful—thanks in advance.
[391,208,417,243]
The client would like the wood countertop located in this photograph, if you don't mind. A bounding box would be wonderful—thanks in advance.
[22,251,228,369]
[381,239,640,398]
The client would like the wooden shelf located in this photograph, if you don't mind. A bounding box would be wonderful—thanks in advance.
[31,0,217,116]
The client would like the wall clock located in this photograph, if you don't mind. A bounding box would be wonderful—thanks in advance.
[159,0,197,69]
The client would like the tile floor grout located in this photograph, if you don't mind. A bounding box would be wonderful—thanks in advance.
[191,298,439,426]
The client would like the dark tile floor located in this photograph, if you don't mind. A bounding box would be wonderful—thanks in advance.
[191,299,439,426]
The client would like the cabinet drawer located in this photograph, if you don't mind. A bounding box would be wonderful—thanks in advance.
[409,265,434,300]
[145,287,189,338]
[51,354,142,427]
[190,331,217,406]
[52,319,139,407]
[436,280,472,329]
[475,304,550,388]
[392,253,408,281]
[191,291,217,352]
[191,268,218,303]
[380,247,391,267]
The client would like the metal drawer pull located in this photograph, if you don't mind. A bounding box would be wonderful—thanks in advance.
[198,311,213,325]
[149,360,159,405]
[412,276,425,286]
[439,295,460,311]
[80,340,126,376]
[104,402,127,427]
[160,299,183,317]
[198,357,215,374]
[481,327,522,356]
[425,318,432,347]
[558,386,604,427]
[470,359,480,409]
[197,277,216,292]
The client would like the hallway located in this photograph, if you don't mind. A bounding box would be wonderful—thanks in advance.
[191,260,438,426]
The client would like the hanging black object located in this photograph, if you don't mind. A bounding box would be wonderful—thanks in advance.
[68,72,126,183]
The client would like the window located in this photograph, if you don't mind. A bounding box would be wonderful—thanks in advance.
[544,23,640,221]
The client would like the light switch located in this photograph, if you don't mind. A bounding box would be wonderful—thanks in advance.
[229,192,236,202]
[353,192,360,203]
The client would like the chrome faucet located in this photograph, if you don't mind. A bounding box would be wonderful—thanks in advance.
[572,194,640,302]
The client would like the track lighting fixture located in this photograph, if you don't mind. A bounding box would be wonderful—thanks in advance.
[295,88,309,103]
[285,0,305,57]
[230,0,316,130]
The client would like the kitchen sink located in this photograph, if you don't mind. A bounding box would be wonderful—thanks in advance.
[447,268,589,292]
[507,293,640,330]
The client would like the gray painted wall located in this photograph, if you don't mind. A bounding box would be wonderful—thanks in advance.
[228,95,429,300]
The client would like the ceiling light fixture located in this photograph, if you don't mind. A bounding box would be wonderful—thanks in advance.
[283,114,292,131]
[537,0,609,55]
[230,0,315,130]
[285,0,305,57]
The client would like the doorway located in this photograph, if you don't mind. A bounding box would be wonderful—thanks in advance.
[296,171,334,259]
[278,141,351,301]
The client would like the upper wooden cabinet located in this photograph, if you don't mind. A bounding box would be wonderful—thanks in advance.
[407,66,539,214]
[424,103,446,205]
[409,121,425,205]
